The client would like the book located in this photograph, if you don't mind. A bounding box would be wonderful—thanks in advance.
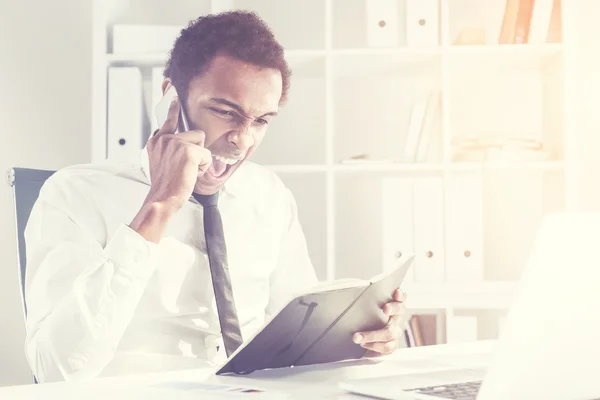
[365,0,400,48]
[415,89,440,163]
[498,0,560,45]
[404,320,416,347]
[445,173,484,282]
[409,315,424,346]
[546,0,562,43]
[107,67,143,164]
[381,178,415,284]
[514,0,535,44]
[498,0,520,44]
[405,0,439,47]
[216,255,414,375]
[412,177,444,282]
[403,88,439,163]
[403,97,428,162]
[528,0,554,43]
[411,314,438,346]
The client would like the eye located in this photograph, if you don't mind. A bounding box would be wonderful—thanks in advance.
[255,118,269,126]
[212,108,235,117]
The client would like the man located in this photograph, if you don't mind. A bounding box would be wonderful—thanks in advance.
[23,11,407,383]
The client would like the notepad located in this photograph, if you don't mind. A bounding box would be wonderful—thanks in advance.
[216,254,414,375]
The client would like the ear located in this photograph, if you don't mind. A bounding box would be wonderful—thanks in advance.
[162,78,172,96]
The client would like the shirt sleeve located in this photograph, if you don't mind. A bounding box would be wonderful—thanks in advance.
[23,178,161,383]
[265,187,319,318]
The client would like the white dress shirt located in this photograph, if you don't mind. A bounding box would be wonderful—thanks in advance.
[23,148,318,383]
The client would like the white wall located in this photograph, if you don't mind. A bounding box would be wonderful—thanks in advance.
[0,0,93,386]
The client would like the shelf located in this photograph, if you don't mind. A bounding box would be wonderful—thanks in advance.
[264,165,328,173]
[447,43,563,56]
[264,163,567,175]
[332,47,440,57]
[333,163,446,173]
[331,161,565,173]
[333,55,442,162]
[329,44,561,58]
[105,49,326,66]
[404,281,519,309]
[262,162,566,174]
[330,48,442,78]
[332,51,442,78]
[105,52,169,66]
[285,49,327,57]
[449,161,565,171]
[105,0,212,27]
[104,44,562,67]
[94,1,574,317]
[229,0,326,50]
[447,44,563,72]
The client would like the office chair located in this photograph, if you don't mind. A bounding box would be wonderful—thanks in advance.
[6,167,55,317]
[6,167,55,384]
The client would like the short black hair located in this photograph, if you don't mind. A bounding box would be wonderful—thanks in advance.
[164,11,291,104]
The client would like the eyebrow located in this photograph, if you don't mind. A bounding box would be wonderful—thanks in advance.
[209,97,278,119]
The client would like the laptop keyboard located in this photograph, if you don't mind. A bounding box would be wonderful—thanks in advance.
[405,380,482,399]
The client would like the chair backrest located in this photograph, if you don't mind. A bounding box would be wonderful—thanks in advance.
[6,167,55,317]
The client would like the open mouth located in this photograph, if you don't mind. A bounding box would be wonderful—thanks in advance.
[207,154,241,179]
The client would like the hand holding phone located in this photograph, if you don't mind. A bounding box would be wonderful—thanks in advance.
[154,86,190,133]
[144,91,213,211]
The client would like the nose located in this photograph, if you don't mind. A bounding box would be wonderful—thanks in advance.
[227,120,255,152]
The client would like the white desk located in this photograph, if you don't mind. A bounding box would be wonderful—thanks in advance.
[0,340,496,399]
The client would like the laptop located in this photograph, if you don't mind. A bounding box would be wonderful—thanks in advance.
[339,213,600,400]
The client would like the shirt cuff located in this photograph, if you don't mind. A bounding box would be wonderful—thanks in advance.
[103,223,159,281]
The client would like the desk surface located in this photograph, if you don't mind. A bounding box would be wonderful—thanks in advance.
[0,340,496,399]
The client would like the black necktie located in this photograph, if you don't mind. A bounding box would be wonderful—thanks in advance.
[192,192,243,357]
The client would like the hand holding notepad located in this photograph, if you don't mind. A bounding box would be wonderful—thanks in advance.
[216,255,414,375]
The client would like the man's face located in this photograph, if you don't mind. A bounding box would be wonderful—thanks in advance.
[171,54,283,195]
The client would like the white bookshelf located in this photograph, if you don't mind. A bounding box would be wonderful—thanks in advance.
[92,0,577,344]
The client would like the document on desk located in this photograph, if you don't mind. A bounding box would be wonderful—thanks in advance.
[153,382,288,398]
[217,255,414,375]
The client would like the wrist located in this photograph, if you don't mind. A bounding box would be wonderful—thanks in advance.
[129,200,179,243]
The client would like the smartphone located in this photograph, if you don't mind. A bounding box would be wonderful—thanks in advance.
[154,85,190,134]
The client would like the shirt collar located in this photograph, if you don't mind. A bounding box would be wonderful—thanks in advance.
[139,144,239,197]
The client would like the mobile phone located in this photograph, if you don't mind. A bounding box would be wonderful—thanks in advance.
[154,85,190,133]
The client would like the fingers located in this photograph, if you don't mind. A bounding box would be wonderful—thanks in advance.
[360,339,398,355]
[353,315,403,345]
[350,289,408,357]
[380,288,408,317]
[157,96,181,135]
[186,144,212,173]
[197,147,212,173]
[382,301,407,318]
[176,130,206,147]
[393,288,408,302]
[154,96,206,147]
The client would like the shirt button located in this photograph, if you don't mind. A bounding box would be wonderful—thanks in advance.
[204,334,218,347]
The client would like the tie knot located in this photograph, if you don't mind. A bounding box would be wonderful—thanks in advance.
[192,192,219,207]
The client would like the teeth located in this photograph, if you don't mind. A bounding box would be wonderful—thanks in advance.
[214,155,239,165]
